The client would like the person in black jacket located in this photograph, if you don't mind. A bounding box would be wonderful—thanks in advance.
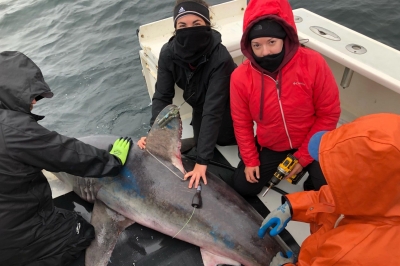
[137,0,237,189]
[0,51,132,266]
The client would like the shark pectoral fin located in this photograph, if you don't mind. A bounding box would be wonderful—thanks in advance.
[200,249,241,266]
[85,200,135,266]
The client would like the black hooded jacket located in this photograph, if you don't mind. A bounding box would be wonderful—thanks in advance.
[0,51,122,262]
[151,30,236,165]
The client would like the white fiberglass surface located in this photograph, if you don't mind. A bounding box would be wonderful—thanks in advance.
[293,8,400,94]
[45,170,73,199]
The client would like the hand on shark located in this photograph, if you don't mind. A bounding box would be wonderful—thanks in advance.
[184,163,208,188]
[109,137,132,165]
[137,136,147,149]
[137,134,207,189]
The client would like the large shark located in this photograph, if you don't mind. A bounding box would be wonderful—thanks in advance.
[53,105,288,266]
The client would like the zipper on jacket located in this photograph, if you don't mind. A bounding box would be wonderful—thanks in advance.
[275,72,293,149]
[186,71,194,84]
[184,70,196,104]
[184,56,207,101]
[278,91,293,149]
[254,64,294,149]
[185,55,208,83]
[260,72,265,120]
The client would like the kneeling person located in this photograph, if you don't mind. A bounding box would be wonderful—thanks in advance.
[259,113,400,265]
[0,51,132,266]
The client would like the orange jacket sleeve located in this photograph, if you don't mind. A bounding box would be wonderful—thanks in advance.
[285,185,338,234]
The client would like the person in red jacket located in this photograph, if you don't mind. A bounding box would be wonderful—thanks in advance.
[230,0,340,196]
[258,113,400,265]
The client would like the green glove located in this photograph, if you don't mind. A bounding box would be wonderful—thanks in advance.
[109,137,132,165]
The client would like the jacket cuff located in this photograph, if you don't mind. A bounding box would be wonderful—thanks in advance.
[293,151,313,167]
[111,155,123,166]
[242,158,260,167]
[281,195,293,217]
[196,156,209,165]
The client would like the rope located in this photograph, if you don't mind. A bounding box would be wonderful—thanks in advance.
[145,148,196,239]
[146,149,184,180]
[172,207,196,239]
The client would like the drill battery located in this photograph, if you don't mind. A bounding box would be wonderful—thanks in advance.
[274,154,306,185]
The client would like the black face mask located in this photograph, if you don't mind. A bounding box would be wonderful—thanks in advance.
[173,26,213,65]
[253,47,285,73]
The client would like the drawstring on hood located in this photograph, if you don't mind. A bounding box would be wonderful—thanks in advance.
[0,51,53,121]
[241,0,300,121]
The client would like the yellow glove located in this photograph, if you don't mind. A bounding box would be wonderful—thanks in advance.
[109,137,132,165]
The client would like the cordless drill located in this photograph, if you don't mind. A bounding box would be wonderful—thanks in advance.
[262,154,306,197]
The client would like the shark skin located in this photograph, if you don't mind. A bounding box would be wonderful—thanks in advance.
[53,105,285,266]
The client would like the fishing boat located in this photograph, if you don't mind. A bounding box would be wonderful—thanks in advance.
[45,0,400,264]
[137,0,400,250]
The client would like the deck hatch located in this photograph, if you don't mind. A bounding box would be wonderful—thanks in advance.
[294,16,303,23]
[309,26,341,41]
[345,44,367,54]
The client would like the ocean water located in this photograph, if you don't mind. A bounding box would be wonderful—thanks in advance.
[0,0,399,138]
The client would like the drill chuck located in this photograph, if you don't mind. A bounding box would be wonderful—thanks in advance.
[274,167,288,178]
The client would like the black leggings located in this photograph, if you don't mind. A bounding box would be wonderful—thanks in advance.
[232,145,326,196]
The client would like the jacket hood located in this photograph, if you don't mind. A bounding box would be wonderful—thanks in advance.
[241,0,300,73]
[0,51,53,118]
[319,113,400,218]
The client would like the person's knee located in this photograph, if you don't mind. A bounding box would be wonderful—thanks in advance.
[232,175,263,196]
[233,184,263,196]
[217,138,234,146]
[83,223,95,243]
[76,215,95,245]
[60,216,95,265]
[306,161,327,190]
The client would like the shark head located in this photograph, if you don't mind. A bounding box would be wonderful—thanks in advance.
[146,104,185,174]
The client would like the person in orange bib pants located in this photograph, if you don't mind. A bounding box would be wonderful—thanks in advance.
[259,113,400,265]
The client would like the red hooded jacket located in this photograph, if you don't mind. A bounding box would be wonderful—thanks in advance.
[230,0,340,167]
[285,113,400,265]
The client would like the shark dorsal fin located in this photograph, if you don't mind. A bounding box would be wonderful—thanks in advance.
[146,104,185,174]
